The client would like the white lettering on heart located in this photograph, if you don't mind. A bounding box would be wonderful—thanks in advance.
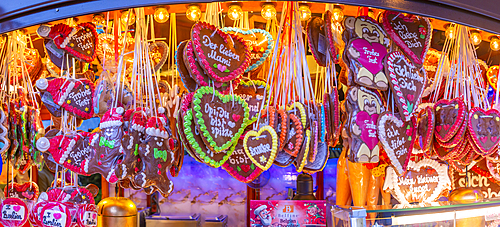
[2,205,24,221]
[42,210,67,227]
[393,21,423,49]
[204,103,235,139]
[202,35,240,67]
[249,143,271,157]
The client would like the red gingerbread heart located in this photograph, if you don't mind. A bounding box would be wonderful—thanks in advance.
[222,138,263,183]
[434,97,466,143]
[468,107,500,156]
[191,22,251,82]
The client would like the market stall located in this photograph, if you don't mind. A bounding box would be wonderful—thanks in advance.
[0,1,500,227]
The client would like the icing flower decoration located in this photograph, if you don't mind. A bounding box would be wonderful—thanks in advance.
[419,25,427,38]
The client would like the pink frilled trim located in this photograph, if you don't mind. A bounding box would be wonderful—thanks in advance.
[191,22,251,83]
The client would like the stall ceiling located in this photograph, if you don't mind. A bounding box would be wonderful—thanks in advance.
[1,0,500,35]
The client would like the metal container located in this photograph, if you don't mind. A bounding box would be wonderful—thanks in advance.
[449,187,485,227]
[97,197,138,227]
[145,213,200,227]
[204,215,228,227]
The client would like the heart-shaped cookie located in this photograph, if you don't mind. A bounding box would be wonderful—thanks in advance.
[416,106,435,155]
[324,10,339,63]
[385,51,427,121]
[294,129,311,172]
[222,138,263,183]
[234,80,268,123]
[384,158,451,204]
[378,112,416,175]
[60,79,95,119]
[307,16,328,66]
[192,86,250,152]
[221,28,273,72]
[382,11,432,67]
[273,150,296,167]
[0,198,28,227]
[37,22,98,63]
[243,125,278,170]
[304,141,329,173]
[4,182,39,201]
[487,66,499,90]
[468,107,500,156]
[434,97,466,142]
[149,41,169,72]
[275,108,289,151]
[191,22,251,82]
[184,40,233,93]
[184,109,231,167]
[176,40,198,92]
[283,113,304,157]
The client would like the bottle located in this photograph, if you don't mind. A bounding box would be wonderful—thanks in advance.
[292,173,316,200]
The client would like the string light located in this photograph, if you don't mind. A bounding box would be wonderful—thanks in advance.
[261,4,276,21]
[332,6,344,22]
[121,10,135,26]
[445,24,455,40]
[491,36,500,51]
[154,7,169,23]
[228,4,243,21]
[298,4,311,21]
[186,5,202,21]
[470,30,482,46]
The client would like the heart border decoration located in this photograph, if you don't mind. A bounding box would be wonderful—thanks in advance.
[385,51,427,121]
[377,112,416,175]
[184,109,232,167]
[149,41,169,72]
[468,107,500,156]
[383,158,451,205]
[382,11,432,67]
[295,129,311,172]
[192,86,250,152]
[243,125,278,170]
[176,40,198,92]
[221,27,273,72]
[191,22,251,82]
[434,97,466,142]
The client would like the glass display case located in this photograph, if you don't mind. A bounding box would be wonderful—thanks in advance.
[331,199,500,227]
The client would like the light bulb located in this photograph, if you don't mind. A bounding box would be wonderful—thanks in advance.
[261,4,276,21]
[121,10,135,26]
[491,37,500,51]
[470,30,482,46]
[445,24,455,40]
[186,5,201,21]
[228,4,243,21]
[332,7,344,22]
[299,5,311,21]
[154,7,169,23]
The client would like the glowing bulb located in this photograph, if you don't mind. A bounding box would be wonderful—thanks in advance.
[228,4,243,21]
[368,10,376,20]
[470,30,482,46]
[121,10,135,26]
[299,5,311,21]
[186,5,201,21]
[261,4,276,21]
[491,37,500,51]
[445,24,455,40]
[154,7,169,23]
[332,7,344,22]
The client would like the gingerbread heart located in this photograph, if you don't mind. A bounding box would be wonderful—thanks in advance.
[307,16,328,66]
[222,28,273,72]
[184,40,234,93]
[234,80,268,123]
[222,138,263,183]
[4,182,39,201]
[378,112,416,175]
[434,97,466,142]
[283,113,304,157]
[243,125,278,170]
[273,150,296,167]
[416,106,435,154]
[468,107,500,156]
[304,141,329,173]
[191,22,251,82]
[192,86,250,152]
[96,33,135,74]
[324,10,339,62]
[382,11,432,67]
[0,198,28,227]
[385,51,427,121]
[450,159,500,200]
[184,109,231,167]
[294,129,311,172]
[149,41,169,72]
[487,159,500,182]
[384,158,451,204]
[93,74,115,116]
[487,66,499,90]
[176,40,198,92]
[37,22,98,63]
[59,78,95,119]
